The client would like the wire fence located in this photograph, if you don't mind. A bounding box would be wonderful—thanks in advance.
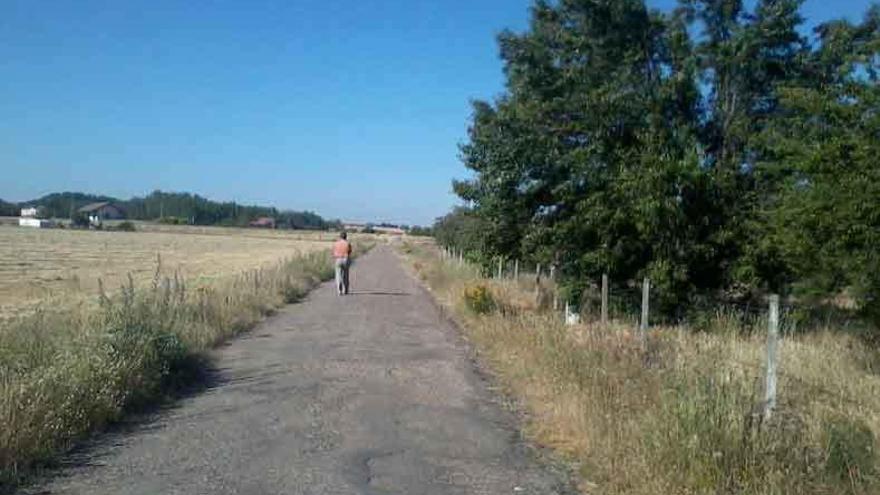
[441,246,866,333]
[437,245,876,418]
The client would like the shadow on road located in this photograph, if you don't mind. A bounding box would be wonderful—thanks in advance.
[346,290,411,297]
[10,357,228,495]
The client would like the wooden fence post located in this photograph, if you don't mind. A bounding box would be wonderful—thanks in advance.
[601,274,609,326]
[640,277,650,334]
[565,301,580,326]
[459,250,463,265]
[514,259,519,280]
[534,264,541,304]
[764,294,780,420]
[497,258,503,280]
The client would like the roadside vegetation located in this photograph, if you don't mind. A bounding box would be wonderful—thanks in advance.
[0,239,372,487]
[404,241,880,495]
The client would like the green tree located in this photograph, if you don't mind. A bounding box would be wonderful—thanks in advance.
[679,0,809,294]
[759,6,880,324]
[0,199,18,217]
[458,0,715,313]
[453,0,833,318]
[432,207,487,261]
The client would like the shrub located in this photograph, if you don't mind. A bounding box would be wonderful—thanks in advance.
[158,216,184,225]
[70,213,90,228]
[115,221,136,232]
[463,284,495,314]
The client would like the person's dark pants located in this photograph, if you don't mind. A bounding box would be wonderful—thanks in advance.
[335,257,350,295]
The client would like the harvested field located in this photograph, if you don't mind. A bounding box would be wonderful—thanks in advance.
[0,224,336,315]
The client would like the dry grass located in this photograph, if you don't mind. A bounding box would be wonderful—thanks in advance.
[404,242,880,494]
[0,224,336,316]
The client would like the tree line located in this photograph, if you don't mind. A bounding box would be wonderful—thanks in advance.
[435,0,879,327]
[2,191,337,230]
[0,199,19,217]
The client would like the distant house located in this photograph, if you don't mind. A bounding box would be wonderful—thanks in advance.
[249,217,276,229]
[18,207,52,228]
[79,202,125,219]
[19,218,52,228]
[374,226,405,236]
[78,202,125,227]
[341,222,404,236]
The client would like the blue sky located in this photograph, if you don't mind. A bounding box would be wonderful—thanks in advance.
[0,1,872,225]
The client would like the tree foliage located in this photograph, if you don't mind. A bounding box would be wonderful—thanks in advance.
[0,199,19,217]
[433,207,488,262]
[443,0,880,323]
[759,6,880,324]
[23,192,117,219]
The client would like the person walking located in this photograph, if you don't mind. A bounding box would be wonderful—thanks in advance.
[333,232,353,295]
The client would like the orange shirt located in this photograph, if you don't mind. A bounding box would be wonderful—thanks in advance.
[333,239,352,258]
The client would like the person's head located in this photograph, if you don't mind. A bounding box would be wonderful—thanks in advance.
[340,231,348,240]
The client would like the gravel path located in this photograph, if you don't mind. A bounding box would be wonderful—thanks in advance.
[27,246,573,495]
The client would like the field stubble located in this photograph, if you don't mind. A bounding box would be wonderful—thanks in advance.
[0,225,332,316]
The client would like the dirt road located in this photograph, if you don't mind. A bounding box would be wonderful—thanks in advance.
[28,246,573,495]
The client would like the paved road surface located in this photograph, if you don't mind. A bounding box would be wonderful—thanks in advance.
[28,246,573,495]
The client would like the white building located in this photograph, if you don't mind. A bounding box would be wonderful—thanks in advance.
[19,218,48,228]
[18,207,51,228]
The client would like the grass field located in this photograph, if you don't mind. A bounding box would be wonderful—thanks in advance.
[402,241,880,494]
[0,224,334,316]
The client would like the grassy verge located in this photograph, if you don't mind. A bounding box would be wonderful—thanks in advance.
[0,242,372,487]
[402,241,880,494]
